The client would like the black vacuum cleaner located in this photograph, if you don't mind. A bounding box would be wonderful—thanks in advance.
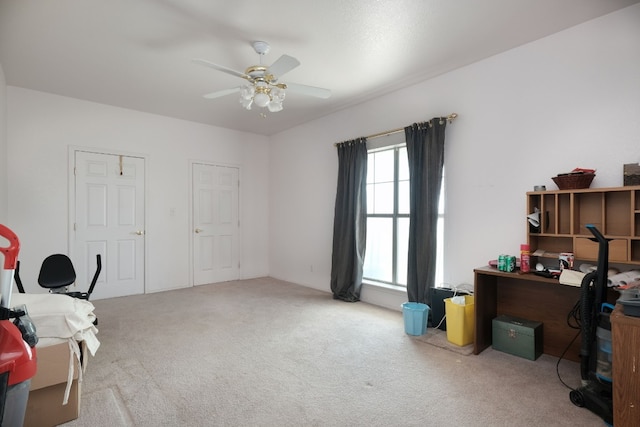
[569,224,613,425]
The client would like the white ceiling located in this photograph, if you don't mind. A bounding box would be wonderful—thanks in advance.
[1,0,638,136]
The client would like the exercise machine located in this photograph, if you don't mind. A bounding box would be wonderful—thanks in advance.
[0,224,38,426]
[569,224,613,425]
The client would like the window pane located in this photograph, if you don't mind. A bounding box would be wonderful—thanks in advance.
[366,183,374,214]
[373,182,394,214]
[396,217,409,286]
[367,153,375,184]
[398,146,409,181]
[363,217,393,283]
[435,216,444,287]
[373,150,394,183]
[398,180,410,214]
[438,176,445,214]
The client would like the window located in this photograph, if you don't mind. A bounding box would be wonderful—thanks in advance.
[363,141,444,288]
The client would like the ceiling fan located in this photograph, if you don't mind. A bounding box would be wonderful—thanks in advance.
[193,41,331,113]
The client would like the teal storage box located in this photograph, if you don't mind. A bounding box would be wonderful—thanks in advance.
[492,315,543,360]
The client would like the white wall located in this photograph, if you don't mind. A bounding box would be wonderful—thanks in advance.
[6,88,270,295]
[0,63,7,223]
[269,4,640,310]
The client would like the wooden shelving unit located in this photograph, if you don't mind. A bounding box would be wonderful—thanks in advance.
[527,185,640,265]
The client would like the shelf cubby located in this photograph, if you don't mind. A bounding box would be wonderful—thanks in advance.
[605,191,632,236]
[558,193,571,234]
[574,192,603,235]
[527,194,542,235]
[542,193,556,234]
[528,235,572,256]
[631,239,640,263]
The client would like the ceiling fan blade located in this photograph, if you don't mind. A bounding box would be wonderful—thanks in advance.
[267,54,300,78]
[203,87,241,99]
[192,58,248,80]
[285,83,331,99]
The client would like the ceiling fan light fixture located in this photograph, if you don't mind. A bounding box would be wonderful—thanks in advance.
[271,87,285,101]
[253,83,271,108]
[267,87,285,112]
[253,91,270,108]
[267,100,283,113]
[239,85,255,109]
[240,98,253,110]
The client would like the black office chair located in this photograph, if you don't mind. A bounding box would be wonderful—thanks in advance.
[14,254,102,301]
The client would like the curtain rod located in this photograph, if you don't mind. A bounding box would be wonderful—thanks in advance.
[334,113,458,146]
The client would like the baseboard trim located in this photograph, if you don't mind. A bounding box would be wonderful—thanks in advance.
[360,282,406,312]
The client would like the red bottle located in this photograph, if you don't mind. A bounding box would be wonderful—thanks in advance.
[520,244,531,273]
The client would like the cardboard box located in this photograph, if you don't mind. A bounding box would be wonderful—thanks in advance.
[492,315,543,360]
[24,342,81,427]
[24,380,80,427]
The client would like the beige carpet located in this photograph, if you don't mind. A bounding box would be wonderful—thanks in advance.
[61,277,603,426]
[411,329,474,356]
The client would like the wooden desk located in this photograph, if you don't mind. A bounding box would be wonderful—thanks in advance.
[474,266,585,362]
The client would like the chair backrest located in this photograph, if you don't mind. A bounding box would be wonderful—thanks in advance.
[38,254,76,289]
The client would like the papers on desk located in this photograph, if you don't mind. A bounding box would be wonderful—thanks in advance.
[559,269,585,287]
[559,269,640,288]
[609,270,640,287]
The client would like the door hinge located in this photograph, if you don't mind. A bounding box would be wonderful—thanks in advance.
[73,223,76,231]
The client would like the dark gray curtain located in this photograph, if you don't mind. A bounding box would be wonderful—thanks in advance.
[405,118,447,305]
[330,137,367,302]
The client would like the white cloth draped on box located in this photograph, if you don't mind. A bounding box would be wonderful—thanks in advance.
[12,293,100,404]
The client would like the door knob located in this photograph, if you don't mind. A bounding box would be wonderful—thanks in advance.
[134,230,145,236]
[195,228,203,233]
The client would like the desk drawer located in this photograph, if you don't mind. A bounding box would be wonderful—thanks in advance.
[574,237,627,262]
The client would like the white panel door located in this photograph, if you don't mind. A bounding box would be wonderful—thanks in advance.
[74,151,145,299]
[192,163,239,285]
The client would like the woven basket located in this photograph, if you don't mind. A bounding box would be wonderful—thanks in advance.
[552,173,595,190]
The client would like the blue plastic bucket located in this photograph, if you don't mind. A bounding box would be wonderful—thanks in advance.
[402,302,430,336]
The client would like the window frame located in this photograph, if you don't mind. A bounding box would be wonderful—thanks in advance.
[363,133,445,289]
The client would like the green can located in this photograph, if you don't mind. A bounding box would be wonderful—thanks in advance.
[506,255,516,272]
[498,254,506,271]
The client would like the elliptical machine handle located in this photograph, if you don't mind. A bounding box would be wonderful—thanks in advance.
[0,223,21,270]
[1,224,21,309]
[586,224,607,244]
